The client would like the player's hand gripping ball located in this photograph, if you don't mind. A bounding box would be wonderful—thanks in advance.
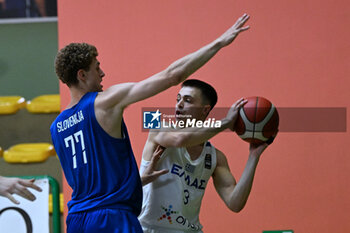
[235,96,279,144]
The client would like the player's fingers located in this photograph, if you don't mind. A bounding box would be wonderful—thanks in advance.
[236,13,247,22]
[149,146,165,169]
[15,186,36,201]
[155,145,165,155]
[5,193,19,204]
[152,146,165,161]
[242,14,250,22]
[233,98,247,109]
[237,14,250,28]
[237,99,248,108]
[243,13,250,21]
[154,169,169,177]
[233,14,245,27]
[232,98,244,107]
[238,26,250,32]
[19,179,42,192]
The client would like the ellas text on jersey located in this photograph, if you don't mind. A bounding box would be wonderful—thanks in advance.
[171,163,206,190]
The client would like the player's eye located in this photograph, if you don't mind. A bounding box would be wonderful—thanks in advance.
[176,95,181,102]
[185,97,191,103]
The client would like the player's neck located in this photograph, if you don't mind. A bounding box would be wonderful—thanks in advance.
[66,87,88,109]
[186,143,204,160]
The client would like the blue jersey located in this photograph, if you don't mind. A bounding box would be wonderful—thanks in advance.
[50,92,142,215]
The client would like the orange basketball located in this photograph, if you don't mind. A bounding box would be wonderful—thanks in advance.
[235,96,279,144]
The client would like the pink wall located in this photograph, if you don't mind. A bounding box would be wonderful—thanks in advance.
[57,0,350,232]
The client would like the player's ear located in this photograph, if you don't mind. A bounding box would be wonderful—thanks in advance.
[202,104,211,117]
[77,69,86,82]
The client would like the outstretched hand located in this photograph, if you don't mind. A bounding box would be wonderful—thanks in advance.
[218,13,250,47]
[0,177,42,204]
[141,145,169,186]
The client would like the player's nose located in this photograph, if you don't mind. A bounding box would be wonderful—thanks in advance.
[176,99,184,109]
[100,69,105,78]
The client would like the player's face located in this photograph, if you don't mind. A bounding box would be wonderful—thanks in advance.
[175,87,209,121]
[84,58,105,92]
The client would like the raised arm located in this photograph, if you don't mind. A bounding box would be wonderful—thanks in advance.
[98,14,250,110]
[95,14,249,138]
[213,144,267,213]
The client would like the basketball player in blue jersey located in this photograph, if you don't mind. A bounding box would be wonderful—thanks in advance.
[139,80,275,232]
[50,13,250,233]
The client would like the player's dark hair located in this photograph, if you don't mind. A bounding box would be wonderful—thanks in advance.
[182,79,218,110]
[55,43,98,86]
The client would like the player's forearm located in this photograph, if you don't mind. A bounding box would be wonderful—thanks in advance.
[228,154,259,212]
[154,117,231,147]
[178,117,231,147]
[166,39,223,85]
[115,40,224,108]
[130,38,225,100]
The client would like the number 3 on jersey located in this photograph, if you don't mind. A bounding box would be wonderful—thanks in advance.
[64,130,87,169]
[183,189,190,205]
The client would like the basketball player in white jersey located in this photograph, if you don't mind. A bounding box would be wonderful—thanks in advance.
[139,80,274,233]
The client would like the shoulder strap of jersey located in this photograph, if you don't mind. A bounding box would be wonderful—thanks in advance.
[204,141,212,169]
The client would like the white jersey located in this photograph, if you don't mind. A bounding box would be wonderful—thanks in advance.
[139,142,217,233]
